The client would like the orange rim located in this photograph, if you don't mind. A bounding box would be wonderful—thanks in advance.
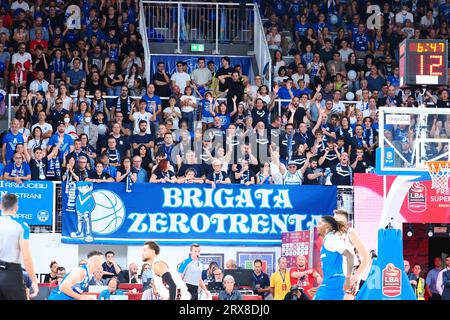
[426,161,450,174]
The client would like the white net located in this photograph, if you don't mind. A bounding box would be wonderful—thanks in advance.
[426,162,450,194]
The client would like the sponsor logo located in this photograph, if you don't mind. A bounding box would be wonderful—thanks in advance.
[408,182,427,213]
[37,210,50,222]
[382,263,401,297]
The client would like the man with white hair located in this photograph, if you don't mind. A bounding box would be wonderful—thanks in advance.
[118,263,139,284]
[218,275,242,300]
[205,159,231,186]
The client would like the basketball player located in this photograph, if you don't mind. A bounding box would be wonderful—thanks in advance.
[314,216,354,300]
[70,182,95,242]
[334,209,370,300]
[141,241,191,300]
[47,251,104,300]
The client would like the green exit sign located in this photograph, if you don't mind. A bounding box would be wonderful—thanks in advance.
[191,44,204,52]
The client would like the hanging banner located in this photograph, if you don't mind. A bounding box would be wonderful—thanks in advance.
[0,180,54,226]
[61,182,337,246]
[150,54,254,83]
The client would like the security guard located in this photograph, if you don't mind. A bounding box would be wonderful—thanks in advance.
[0,194,39,300]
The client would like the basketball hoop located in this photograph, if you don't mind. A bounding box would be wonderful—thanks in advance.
[426,161,450,194]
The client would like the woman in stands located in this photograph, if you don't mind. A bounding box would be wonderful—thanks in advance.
[256,162,274,184]
[27,127,47,158]
[44,261,59,284]
[150,159,176,183]
[334,210,370,300]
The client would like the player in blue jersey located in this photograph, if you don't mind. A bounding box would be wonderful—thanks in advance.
[71,182,95,242]
[314,216,354,300]
[48,251,104,300]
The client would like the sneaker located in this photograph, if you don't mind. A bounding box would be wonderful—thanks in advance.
[85,235,94,242]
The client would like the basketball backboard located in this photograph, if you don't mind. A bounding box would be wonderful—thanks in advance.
[376,106,450,176]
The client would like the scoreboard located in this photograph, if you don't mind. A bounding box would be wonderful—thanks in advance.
[399,39,448,87]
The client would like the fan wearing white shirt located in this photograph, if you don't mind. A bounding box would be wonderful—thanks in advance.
[338,40,354,63]
[11,43,32,72]
[291,64,310,89]
[130,100,153,134]
[29,71,49,93]
[31,111,53,140]
[163,96,182,129]
[171,61,191,93]
[395,5,414,24]
[331,91,345,115]
[278,153,312,185]
[11,0,30,11]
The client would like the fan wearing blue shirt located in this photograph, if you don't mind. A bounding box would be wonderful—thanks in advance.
[352,23,370,57]
[288,0,303,19]
[98,278,125,300]
[48,122,75,162]
[294,15,310,40]
[273,0,287,17]
[141,84,162,119]
[2,119,24,165]
[277,78,300,108]
[3,152,31,184]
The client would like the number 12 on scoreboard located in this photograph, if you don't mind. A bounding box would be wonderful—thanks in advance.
[419,55,444,76]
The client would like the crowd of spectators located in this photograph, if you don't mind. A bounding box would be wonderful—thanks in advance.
[0,0,449,188]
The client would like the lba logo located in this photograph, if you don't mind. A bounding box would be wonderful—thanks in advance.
[382,263,401,297]
[408,182,427,213]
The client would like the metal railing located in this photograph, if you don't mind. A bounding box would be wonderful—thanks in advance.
[253,5,272,87]
[6,91,371,127]
[142,1,254,54]
[28,183,354,234]
[139,0,152,82]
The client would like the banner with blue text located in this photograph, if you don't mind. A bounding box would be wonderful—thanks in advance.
[0,180,54,225]
[61,182,336,245]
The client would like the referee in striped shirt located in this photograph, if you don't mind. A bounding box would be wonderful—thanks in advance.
[0,194,39,300]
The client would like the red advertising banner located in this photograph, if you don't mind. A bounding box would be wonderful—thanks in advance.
[354,173,450,252]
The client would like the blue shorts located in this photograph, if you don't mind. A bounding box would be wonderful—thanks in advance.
[314,276,345,300]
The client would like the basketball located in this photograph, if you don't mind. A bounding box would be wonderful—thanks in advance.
[90,190,126,235]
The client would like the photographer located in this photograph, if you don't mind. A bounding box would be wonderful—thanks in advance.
[284,285,310,300]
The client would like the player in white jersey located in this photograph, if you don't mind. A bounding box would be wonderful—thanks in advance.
[334,209,370,300]
[141,241,191,300]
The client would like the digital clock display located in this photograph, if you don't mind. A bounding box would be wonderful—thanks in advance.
[399,40,448,87]
[409,42,446,53]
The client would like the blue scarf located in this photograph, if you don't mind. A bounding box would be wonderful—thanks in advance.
[117,95,132,114]
[47,157,61,180]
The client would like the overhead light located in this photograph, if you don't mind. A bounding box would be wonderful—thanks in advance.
[406,224,414,237]
[427,224,434,238]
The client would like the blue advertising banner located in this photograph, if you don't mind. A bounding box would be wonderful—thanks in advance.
[61,182,337,246]
[0,180,54,226]
[150,54,254,83]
